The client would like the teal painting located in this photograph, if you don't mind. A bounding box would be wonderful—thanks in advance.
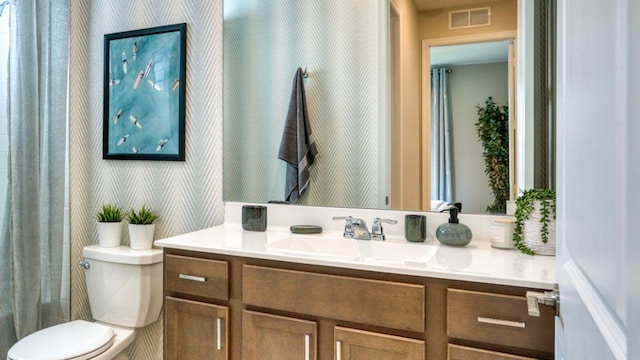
[103,23,186,160]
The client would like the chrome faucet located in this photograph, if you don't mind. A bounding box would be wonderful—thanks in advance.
[333,216,371,240]
[333,216,397,240]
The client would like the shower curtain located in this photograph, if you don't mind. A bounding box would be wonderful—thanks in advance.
[0,0,69,356]
[431,67,454,203]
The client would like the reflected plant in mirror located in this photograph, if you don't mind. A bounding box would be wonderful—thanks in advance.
[475,97,509,213]
[223,0,555,214]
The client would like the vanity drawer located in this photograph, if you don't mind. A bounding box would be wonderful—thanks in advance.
[165,254,228,301]
[447,289,554,354]
[448,344,538,360]
[242,265,425,332]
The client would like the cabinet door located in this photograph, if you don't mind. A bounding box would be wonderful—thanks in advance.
[334,326,424,360]
[448,344,538,360]
[165,296,228,360]
[242,310,317,360]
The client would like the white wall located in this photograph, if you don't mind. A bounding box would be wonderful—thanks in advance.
[68,0,224,358]
[448,62,508,214]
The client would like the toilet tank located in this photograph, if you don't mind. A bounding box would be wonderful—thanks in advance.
[82,245,163,328]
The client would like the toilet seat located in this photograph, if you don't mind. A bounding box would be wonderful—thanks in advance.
[7,320,115,360]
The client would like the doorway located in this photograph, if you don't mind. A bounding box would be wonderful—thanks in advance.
[421,31,517,211]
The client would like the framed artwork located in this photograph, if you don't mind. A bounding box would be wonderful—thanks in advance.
[103,23,186,161]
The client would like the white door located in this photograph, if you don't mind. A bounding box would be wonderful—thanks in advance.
[556,0,638,359]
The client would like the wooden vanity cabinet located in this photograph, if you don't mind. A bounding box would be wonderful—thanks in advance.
[241,264,425,333]
[448,344,538,360]
[447,288,555,358]
[241,310,424,360]
[335,327,425,360]
[164,254,230,360]
[165,297,228,360]
[242,310,317,360]
[241,264,425,359]
[162,249,554,360]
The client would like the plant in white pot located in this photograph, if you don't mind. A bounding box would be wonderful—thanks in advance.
[513,189,556,255]
[96,204,125,247]
[126,205,159,250]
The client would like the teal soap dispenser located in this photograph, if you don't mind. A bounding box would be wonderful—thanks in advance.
[436,207,472,246]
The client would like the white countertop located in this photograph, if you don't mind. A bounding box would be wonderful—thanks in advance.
[155,223,556,290]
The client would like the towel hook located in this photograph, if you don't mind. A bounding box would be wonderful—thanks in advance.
[302,68,309,78]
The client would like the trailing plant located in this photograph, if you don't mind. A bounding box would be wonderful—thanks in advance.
[475,97,510,213]
[126,205,158,225]
[96,204,125,222]
[513,189,556,255]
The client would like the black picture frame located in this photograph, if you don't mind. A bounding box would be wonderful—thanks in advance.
[103,23,186,161]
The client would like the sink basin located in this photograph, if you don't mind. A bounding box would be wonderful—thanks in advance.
[267,236,361,260]
[266,235,436,264]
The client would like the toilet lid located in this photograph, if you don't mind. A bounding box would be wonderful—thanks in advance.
[7,320,115,360]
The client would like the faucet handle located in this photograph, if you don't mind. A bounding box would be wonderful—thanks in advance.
[333,216,355,237]
[371,217,398,241]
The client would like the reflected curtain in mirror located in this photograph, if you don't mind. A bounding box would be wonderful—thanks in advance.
[430,67,454,204]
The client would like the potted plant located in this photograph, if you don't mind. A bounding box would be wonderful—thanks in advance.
[96,204,125,247]
[126,204,159,250]
[475,97,510,214]
[513,189,556,255]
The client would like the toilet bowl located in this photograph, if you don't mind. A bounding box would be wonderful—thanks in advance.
[7,246,163,360]
[7,320,132,360]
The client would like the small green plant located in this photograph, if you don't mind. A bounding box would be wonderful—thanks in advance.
[513,189,556,255]
[126,205,158,225]
[475,97,510,214]
[96,204,125,222]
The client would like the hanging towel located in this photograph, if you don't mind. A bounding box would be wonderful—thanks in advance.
[278,67,318,203]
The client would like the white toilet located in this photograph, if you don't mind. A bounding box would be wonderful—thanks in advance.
[7,245,163,360]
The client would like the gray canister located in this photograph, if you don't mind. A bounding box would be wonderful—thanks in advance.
[242,205,267,231]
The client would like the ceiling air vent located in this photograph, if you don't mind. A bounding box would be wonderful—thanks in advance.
[449,7,491,30]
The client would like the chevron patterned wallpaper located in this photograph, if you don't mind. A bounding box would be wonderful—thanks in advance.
[68,0,224,358]
[223,0,388,209]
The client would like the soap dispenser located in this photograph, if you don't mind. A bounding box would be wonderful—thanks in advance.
[436,207,472,246]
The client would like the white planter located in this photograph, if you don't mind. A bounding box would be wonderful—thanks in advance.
[97,221,123,247]
[522,201,556,256]
[128,223,156,250]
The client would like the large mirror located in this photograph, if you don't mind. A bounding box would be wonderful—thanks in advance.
[223,0,554,213]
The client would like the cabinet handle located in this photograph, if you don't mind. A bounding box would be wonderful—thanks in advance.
[179,274,206,282]
[304,334,310,360]
[216,318,223,350]
[336,340,342,360]
[477,316,526,328]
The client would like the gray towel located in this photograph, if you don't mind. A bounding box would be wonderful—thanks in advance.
[278,68,318,203]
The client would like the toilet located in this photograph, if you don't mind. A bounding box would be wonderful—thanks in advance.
[7,245,163,360]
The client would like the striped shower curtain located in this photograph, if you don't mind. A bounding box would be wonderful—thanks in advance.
[0,0,69,356]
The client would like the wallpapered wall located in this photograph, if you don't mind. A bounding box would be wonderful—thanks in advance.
[68,0,224,358]
[223,0,387,209]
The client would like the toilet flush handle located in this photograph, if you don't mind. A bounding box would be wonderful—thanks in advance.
[79,261,90,270]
